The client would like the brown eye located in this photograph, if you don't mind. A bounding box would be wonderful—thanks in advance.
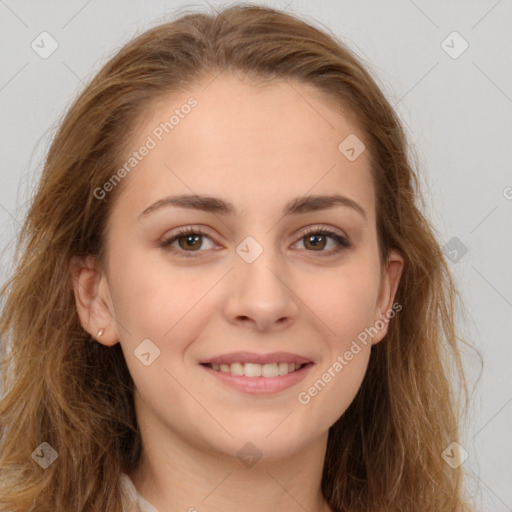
[296,226,350,255]
[303,233,328,251]
[177,233,203,251]
[160,227,215,258]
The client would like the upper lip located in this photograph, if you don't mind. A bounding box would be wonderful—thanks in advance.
[200,351,313,365]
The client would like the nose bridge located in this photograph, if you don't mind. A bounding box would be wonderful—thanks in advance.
[236,232,286,297]
[225,232,299,330]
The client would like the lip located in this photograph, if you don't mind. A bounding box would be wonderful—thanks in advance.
[199,351,313,366]
[200,361,314,395]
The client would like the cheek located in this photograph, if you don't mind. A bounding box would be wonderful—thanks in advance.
[295,255,380,420]
[296,286,377,433]
[109,251,217,405]
[296,347,371,439]
[109,248,209,339]
[308,256,381,348]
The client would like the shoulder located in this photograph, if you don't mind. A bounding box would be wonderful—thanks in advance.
[119,472,159,512]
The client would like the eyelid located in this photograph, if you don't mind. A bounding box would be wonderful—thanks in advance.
[300,223,347,239]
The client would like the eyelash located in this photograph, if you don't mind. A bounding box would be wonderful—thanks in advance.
[160,225,350,259]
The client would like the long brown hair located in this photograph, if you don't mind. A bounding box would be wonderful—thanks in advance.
[0,4,472,511]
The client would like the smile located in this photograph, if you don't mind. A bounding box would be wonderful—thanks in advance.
[204,362,305,378]
[200,362,313,395]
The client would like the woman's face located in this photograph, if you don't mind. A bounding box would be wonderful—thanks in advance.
[75,73,402,460]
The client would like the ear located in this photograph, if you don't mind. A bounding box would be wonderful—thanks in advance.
[69,255,119,346]
[371,249,404,345]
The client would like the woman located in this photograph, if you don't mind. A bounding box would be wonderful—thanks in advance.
[0,4,472,511]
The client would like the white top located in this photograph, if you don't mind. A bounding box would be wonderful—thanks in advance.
[119,472,159,512]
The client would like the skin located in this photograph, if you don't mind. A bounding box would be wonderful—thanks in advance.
[71,72,403,512]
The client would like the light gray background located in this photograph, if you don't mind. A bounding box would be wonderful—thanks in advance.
[0,1,511,509]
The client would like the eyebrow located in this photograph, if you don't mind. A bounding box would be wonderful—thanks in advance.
[139,193,367,220]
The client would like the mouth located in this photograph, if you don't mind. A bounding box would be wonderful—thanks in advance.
[201,361,309,378]
[198,352,314,394]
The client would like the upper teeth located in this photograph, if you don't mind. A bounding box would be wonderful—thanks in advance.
[209,362,303,378]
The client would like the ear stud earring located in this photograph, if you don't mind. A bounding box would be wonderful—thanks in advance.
[97,328,105,337]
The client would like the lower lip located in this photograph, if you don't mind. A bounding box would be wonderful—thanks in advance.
[200,363,313,395]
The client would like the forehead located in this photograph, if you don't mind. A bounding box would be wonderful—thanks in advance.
[114,73,374,221]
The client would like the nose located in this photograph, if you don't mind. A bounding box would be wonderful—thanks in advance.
[223,243,300,332]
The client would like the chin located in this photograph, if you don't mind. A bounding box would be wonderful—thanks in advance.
[220,426,316,462]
